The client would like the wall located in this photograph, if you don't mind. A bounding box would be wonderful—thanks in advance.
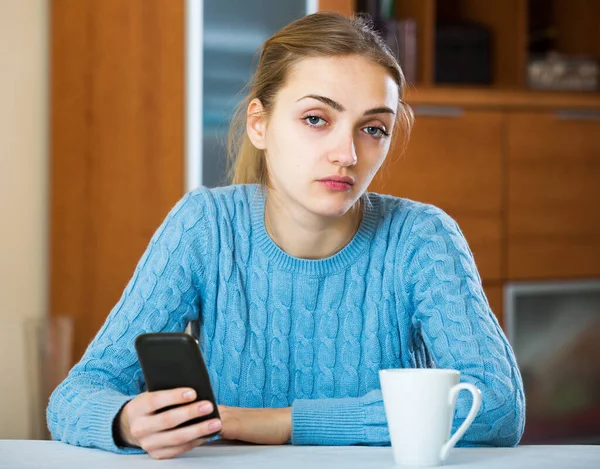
[0,0,49,438]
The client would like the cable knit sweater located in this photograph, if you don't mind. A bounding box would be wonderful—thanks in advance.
[47,184,525,454]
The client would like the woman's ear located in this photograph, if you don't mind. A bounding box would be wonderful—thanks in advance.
[246,98,267,150]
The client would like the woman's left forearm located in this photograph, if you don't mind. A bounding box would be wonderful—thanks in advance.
[217,406,292,445]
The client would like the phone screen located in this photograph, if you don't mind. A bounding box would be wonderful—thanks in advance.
[135,333,220,433]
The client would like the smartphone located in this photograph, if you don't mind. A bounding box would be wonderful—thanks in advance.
[134,332,220,437]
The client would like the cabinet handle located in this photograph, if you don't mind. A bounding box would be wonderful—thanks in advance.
[555,109,600,120]
[413,105,464,118]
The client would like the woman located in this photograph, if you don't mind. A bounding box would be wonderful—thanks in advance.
[47,12,525,460]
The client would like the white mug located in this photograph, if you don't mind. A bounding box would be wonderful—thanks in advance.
[379,368,482,467]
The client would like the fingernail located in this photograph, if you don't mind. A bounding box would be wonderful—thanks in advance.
[183,390,196,399]
[199,402,212,413]
[209,420,222,431]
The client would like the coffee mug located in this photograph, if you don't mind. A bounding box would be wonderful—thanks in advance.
[379,368,482,467]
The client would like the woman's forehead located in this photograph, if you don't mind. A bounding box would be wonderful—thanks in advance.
[279,55,399,111]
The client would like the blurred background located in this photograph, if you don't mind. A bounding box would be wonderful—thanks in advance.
[0,0,598,444]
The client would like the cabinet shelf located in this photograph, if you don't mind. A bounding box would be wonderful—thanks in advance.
[404,86,600,110]
[361,0,600,95]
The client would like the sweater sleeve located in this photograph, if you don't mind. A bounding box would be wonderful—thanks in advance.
[291,205,525,447]
[400,206,525,447]
[46,190,212,453]
[292,389,390,445]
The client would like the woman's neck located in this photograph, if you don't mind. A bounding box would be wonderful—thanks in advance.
[264,191,363,260]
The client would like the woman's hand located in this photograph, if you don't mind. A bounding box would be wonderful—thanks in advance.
[117,388,222,460]
[217,406,292,445]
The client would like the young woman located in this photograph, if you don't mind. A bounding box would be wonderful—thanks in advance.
[47,12,525,460]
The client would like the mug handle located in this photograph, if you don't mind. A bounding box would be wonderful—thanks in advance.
[439,383,482,462]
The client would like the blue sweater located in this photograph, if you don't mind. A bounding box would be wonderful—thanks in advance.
[47,184,525,453]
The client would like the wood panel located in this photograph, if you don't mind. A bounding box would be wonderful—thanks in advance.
[460,0,526,88]
[371,110,504,281]
[50,0,91,365]
[395,0,435,85]
[483,283,504,329]
[405,87,600,110]
[436,0,527,88]
[319,0,354,16]
[50,0,185,361]
[507,111,600,279]
[554,0,600,58]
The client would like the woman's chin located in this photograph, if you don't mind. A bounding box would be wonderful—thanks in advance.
[310,197,359,218]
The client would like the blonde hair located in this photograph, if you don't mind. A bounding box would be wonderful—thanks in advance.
[227,12,414,186]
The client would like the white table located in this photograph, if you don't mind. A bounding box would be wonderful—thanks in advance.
[1,440,598,468]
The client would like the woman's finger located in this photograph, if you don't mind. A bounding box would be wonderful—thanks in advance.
[141,418,222,452]
[138,388,197,415]
[147,437,207,460]
[141,400,215,434]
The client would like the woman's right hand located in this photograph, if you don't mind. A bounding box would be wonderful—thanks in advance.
[117,388,222,459]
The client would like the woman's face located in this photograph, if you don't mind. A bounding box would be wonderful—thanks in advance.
[248,55,399,218]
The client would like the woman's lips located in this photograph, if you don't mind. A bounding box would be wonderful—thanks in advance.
[318,180,353,191]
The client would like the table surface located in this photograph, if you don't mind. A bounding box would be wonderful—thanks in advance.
[1,440,599,469]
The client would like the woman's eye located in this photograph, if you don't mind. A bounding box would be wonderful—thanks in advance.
[363,126,388,138]
[304,115,327,127]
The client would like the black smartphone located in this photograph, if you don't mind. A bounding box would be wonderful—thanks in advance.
[134,332,220,437]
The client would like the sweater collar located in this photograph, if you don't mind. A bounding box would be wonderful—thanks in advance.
[249,185,380,276]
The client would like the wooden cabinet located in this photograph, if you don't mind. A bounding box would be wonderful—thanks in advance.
[507,110,600,279]
[371,109,504,282]
[50,0,185,361]
[394,0,526,88]
[483,284,504,328]
[386,0,599,89]
[373,99,600,323]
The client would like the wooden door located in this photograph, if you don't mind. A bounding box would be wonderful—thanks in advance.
[371,108,505,282]
[50,0,185,361]
[507,110,600,279]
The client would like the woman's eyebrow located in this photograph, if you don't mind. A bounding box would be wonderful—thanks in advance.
[296,94,395,116]
[364,106,395,116]
[297,94,345,111]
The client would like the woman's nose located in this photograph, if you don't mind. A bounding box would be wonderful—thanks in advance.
[328,133,358,167]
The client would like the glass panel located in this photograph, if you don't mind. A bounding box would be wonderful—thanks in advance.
[202,0,308,187]
[24,316,74,440]
[511,284,600,444]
